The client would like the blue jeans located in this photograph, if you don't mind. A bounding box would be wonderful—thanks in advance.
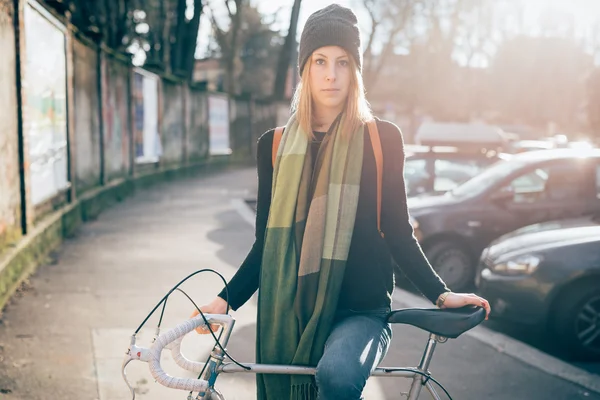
[315,307,392,400]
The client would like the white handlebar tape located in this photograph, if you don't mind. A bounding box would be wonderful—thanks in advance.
[149,316,209,391]
[167,337,207,373]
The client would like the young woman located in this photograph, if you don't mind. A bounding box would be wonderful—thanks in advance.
[192,4,491,400]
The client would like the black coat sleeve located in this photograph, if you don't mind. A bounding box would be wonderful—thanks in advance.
[217,130,274,310]
[378,120,450,304]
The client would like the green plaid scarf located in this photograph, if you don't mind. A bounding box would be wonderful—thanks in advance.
[256,113,364,400]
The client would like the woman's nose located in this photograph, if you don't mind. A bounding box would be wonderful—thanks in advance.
[326,66,337,81]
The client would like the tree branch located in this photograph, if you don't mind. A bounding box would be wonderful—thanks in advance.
[362,0,380,74]
[224,0,233,19]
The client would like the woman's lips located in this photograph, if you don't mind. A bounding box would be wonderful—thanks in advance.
[321,89,340,96]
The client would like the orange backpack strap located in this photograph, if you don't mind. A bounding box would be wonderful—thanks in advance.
[366,120,384,238]
[272,126,285,168]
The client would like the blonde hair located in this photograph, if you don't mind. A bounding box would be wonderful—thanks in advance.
[291,52,373,137]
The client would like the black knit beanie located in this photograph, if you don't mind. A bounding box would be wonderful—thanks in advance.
[298,4,362,75]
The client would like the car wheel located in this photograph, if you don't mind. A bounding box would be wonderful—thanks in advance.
[552,281,600,361]
[425,240,473,291]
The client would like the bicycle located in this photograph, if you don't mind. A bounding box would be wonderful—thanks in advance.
[121,270,486,399]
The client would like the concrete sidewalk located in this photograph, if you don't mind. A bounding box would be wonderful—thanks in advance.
[0,166,598,400]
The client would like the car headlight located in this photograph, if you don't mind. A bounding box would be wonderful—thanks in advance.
[491,254,542,275]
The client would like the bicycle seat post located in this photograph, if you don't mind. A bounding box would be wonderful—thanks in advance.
[407,333,446,400]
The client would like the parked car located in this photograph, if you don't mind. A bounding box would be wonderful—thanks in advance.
[475,214,600,361]
[508,139,555,153]
[414,121,515,151]
[404,146,507,197]
[405,121,514,197]
[407,149,600,290]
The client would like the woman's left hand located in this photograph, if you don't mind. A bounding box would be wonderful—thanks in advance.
[440,292,491,320]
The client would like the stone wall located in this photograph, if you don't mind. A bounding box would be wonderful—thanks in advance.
[0,0,23,252]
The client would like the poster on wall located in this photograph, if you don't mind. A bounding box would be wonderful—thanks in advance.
[133,68,161,163]
[102,58,129,177]
[208,93,231,155]
[24,1,69,205]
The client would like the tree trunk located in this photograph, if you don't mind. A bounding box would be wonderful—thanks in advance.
[182,0,203,81]
[113,0,130,52]
[272,0,302,100]
[161,0,173,74]
[171,0,188,75]
[225,0,244,95]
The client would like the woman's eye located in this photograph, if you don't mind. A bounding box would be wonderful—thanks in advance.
[339,60,349,67]
[315,59,325,65]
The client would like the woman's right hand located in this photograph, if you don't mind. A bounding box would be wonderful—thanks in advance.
[190,296,230,334]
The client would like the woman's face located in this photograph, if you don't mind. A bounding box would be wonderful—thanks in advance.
[308,46,352,112]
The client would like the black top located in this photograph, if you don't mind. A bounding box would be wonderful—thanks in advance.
[218,118,449,311]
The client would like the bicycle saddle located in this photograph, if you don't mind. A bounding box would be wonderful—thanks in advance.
[386,306,485,338]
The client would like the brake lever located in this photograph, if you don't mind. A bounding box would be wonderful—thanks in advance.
[122,334,153,399]
[122,353,136,400]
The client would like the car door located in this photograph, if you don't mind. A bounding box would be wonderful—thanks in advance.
[477,159,591,247]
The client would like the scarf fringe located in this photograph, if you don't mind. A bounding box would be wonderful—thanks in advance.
[291,382,318,400]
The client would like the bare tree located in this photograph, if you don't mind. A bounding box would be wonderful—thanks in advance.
[207,0,245,94]
[171,0,203,79]
[360,0,422,90]
[143,0,174,71]
[361,0,380,75]
[238,7,282,98]
[206,1,281,97]
[66,0,132,50]
[272,0,302,101]
[59,0,203,79]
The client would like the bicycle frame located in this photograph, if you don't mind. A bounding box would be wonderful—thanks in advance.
[123,314,446,400]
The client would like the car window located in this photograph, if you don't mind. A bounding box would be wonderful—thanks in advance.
[450,159,526,198]
[501,162,584,204]
[404,159,430,195]
[405,159,427,178]
[433,159,484,192]
[506,168,548,203]
[510,168,547,192]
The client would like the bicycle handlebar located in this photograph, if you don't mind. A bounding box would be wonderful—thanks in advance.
[122,314,235,398]
[123,307,484,398]
[149,316,211,391]
[168,336,207,373]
